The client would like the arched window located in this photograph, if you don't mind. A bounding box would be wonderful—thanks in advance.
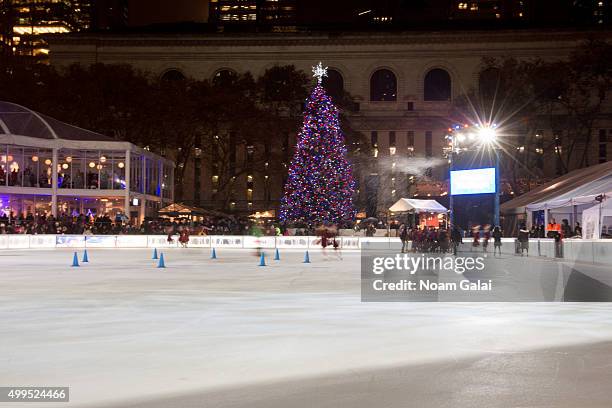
[424,68,451,101]
[160,69,186,81]
[478,67,502,100]
[213,69,237,86]
[322,69,344,102]
[370,69,397,101]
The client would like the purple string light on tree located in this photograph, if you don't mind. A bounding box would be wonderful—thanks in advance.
[279,62,356,226]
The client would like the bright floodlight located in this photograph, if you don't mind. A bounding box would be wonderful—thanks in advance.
[478,127,497,144]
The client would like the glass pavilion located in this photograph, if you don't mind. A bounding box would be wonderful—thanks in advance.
[0,101,174,222]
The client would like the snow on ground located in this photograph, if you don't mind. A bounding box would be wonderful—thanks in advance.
[1,248,612,407]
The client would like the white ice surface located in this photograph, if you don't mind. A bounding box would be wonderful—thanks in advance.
[1,248,612,407]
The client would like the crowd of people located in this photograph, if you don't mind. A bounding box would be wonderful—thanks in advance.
[0,211,267,236]
[396,223,505,256]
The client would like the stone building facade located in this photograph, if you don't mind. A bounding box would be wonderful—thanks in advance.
[48,29,612,215]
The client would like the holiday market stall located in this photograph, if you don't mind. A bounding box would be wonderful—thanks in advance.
[389,198,448,228]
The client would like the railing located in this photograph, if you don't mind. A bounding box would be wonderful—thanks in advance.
[0,235,610,266]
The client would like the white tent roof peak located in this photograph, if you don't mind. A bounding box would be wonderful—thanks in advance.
[389,198,448,213]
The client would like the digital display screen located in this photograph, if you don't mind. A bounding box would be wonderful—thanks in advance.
[450,167,496,196]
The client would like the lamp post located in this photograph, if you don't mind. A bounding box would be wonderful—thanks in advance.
[493,148,500,227]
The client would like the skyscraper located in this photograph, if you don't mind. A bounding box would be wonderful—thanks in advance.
[0,0,95,61]
[209,0,297,31]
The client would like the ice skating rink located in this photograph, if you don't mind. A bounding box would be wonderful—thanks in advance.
[2,248,612,407]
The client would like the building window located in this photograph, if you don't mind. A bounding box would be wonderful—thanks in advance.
[425,131,433,157]
[161,69,186,81]
[407,131,415,155]
[245,144,255,164]
[424,68,451,101]
[322,69,344,102]
[213,69,237,86]
[370,69,397,101]
[371,131,378,147]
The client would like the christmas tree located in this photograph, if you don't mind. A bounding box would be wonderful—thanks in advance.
[279,62,356,226]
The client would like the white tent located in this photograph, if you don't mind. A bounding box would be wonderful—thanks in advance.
[389,198,448,213]
[525,173,612,211]
[581,199,612,239]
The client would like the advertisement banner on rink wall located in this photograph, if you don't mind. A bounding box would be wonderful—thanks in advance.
[29,235,57,248]
[148,235,178,248]
[307,236,322,248]
[85,235,117,248]
[56,235,86,248]
[276,237,309,249]
[210,236,243,248]
[341,237,360,249]
[115,235,148,248]
[243,236,276,249]
[8,235,30,249]
[0,235,7,249]
[187,236,211,248]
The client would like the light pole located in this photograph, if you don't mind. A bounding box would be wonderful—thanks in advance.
[446,124,500,228]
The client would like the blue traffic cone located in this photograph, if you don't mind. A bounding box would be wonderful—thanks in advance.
[157,253,166,268]
[82,250,89,263]
[211,248,217,259]
[303,250,310,264]
[71,252,79,267]
[259,252,266,267]
[152,248,158,260]
[274,248,280,261]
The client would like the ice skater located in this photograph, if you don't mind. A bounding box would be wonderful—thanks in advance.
[482,225,490,253]
[518,223,529,256]
[451,226,462,256]
[472,225,480,249]
[398,223,409,253]
[492,226,502,257]
[179,229,190,248]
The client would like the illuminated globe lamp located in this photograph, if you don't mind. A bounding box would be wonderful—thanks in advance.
[44,159,52,166]
[88,162,95,168]
[117,162,125,169]
[31,155,39,162]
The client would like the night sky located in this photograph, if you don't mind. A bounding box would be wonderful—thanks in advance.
[127,0,209,26]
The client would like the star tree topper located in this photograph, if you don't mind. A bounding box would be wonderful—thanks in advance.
[312,62,328,84]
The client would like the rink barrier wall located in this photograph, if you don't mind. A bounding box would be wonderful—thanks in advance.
[0,235,610,265]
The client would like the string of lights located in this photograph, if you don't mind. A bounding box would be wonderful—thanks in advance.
[279,82,356,226]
